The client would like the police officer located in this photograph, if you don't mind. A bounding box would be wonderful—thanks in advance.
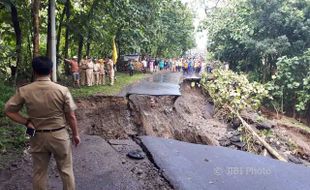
[5,56,80,190]
[86,58,94,86]
[93,59,100,86]
[98,59,106,85]
[79,56,88,86]
[105,57,114,86]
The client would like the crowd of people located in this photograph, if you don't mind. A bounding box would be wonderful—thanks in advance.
[138,58,203,74]
[65,56,115,88]
[128,57,204,75]
[64,55,205,87]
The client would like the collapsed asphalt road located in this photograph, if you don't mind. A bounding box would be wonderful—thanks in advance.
[140,136,310,190]
[123,72,182,96]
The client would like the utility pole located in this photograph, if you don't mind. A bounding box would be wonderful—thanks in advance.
[50,0,57,82]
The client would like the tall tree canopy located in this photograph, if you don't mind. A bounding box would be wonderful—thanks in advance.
[204,0,310,119]
[205,0,310,80]
[0,0,195,80]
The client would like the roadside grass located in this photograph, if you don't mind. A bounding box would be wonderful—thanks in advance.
[0,81,27,169]
[70,72,147,98]
[277,116,310,133]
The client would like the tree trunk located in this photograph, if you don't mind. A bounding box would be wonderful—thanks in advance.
[54,3,66,78]
[84,0,98,56]
[77,35,83,63]
[46,0,51,57]
[63,0,71,75]
[56,5,66,58]
[86,37,91,57]
[10,3,22,85]
[49,0,57,82]
[27,10,33,60]
[32,0,40,58]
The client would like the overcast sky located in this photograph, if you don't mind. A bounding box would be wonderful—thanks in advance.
[180,0,211,53]
[180,1,226,54]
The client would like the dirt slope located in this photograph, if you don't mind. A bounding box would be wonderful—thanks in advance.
[77,81,310,165]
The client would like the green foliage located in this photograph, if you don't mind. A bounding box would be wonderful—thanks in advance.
[61,0,195,58]
[204,0,310,117]
[270,49,310,113]
[0,123,26,169]
[70,72,146,97]
[0,0,195,81]
[0,0,34,79]
[0,81,26,166]
[205,0,310,81]
[201,70,270,113]
[0,80,14,125]
[0,126,26,154]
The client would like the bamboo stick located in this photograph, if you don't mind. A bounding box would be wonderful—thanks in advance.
[228,106,287,162]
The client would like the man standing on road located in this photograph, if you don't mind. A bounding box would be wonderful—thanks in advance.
[128,59,134,76]
[105,57,114,86]
[86,57,94,86]
[149,58,154,73]
[93,59,100,86]
[159,59,164,70]
[142,59,147,73]
[65,56,80,88]
[79,56,88,86]
[5,56,80,190]
[98,59,106,85]
[154,58,159,72]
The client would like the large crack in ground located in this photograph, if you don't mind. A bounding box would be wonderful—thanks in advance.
[77,81,310,169]
[77,82,226,145]
[2,81,309,190]
[75,81,227,189]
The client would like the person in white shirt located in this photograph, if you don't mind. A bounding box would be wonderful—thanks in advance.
[142,59,147,73]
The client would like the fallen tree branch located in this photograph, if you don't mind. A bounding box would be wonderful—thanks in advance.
[228,106,287,162]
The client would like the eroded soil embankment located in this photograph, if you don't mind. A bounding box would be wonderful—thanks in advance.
[77,81,310,166]
[77,82,226,146]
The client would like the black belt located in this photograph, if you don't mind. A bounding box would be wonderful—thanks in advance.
[36,127,65,133]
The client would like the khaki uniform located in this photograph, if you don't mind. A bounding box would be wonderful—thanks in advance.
[80,59,87,86]
[93,62,100,85]
[99,60,106,85]
[86,60,94,86]
[5,77,77,190]
[106,59,114,86]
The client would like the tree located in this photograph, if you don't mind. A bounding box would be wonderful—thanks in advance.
[9,1,21,83]
[270,49,310,119]
[31,0,40,57]
[0,0,22,83]
[205,0,310,119]
[1,0,195,79]
[63,0,71,74]
[205,0,310,81]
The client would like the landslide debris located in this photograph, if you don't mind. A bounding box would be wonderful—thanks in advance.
[77,82,226,146]
[76,81,310,166]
